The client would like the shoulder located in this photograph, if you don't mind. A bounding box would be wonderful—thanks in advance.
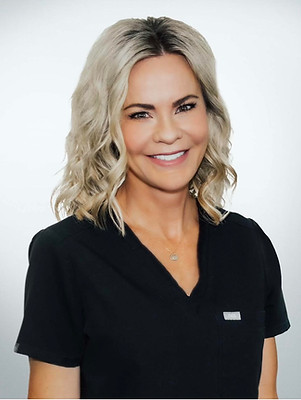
[35,216,93,242]
[30,216,90,249]
[29,216,114,257]
[202,209,272,252]
[211,210,278,263]
[207,209,260,234]
[223,211,255,228]
[222,211,271,243]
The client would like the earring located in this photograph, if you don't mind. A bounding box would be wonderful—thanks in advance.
[189,187,198,198]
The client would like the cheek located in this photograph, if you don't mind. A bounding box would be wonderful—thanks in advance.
[189,115,209,146]
[121,123,148,155]
[194,128,209,146]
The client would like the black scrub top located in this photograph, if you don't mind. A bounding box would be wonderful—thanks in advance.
[15,209,290,399]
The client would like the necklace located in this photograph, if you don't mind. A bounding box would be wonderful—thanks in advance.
[168,252,179,261]
[124,211,182,261]
[165,244,181,261]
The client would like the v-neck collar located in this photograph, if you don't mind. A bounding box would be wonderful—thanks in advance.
[121,205,210,302]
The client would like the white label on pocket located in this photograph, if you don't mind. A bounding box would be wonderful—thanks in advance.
[223,311,241,320]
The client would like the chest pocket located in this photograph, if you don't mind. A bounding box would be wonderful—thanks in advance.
[215,310,265,398]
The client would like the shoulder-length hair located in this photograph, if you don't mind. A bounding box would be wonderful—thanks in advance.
[52,16,237,234]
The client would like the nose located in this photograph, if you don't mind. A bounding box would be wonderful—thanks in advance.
[153,116,183,144]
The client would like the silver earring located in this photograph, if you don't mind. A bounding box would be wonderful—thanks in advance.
[189,187,198,198]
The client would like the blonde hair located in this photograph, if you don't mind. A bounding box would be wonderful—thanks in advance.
[52,16,237,233]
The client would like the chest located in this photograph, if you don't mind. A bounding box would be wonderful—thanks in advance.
[75,224,266,398]
[78,244,265,399]
[126,223,200,297]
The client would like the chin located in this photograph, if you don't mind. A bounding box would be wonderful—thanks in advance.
[149,182,191,194]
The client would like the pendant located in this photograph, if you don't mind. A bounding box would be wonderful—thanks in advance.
[169,253,179,261]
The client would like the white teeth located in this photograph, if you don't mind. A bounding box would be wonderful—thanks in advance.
[152,151,185,161]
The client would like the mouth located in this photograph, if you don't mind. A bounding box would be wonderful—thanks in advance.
[149,150,187,161]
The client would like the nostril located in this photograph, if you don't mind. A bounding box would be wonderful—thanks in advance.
[153,129,183,144]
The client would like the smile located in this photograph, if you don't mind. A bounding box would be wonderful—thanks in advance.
[147,150,189,167]
[150,151,186,161]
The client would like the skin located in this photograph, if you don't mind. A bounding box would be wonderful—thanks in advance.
[27,53,278,398]
[259,337,278,398]
[28,358,80,398]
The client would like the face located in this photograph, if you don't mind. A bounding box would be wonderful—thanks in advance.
[120,53,209,195]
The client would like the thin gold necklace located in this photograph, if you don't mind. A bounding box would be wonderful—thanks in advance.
[164,242,181,261]
[123,210,183,261]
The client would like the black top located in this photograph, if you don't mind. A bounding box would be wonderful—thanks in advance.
[15,209,290,399]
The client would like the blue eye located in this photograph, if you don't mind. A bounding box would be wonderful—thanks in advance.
[129,111,150,119]
[176,102,197,113]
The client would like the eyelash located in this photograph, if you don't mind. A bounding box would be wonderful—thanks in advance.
[176,102,197,114]
[128,102,197,120]
[129,111,149,120]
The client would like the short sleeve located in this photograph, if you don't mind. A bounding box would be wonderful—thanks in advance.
[251,219,290,338]
[14,228,85,367]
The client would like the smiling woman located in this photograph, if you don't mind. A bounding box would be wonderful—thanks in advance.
[14,16,290,399]
[119,54,209,198]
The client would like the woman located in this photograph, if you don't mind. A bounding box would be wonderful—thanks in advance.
[15,16,290,398]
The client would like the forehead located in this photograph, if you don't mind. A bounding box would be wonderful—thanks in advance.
[126,54,201,102]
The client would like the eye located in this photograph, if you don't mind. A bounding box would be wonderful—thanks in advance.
[176,102,197,114]
[128,111,150,120]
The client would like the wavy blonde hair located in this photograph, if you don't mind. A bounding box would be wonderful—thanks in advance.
[52,16,237,234]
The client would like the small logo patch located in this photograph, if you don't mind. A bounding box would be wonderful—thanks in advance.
[223,311,241,320]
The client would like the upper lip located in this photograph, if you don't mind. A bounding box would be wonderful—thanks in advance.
[148,149,188,157]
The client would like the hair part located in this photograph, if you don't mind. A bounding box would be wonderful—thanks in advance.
[52,16,237,234]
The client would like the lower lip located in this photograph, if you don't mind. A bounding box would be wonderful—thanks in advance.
[148,150,189,167]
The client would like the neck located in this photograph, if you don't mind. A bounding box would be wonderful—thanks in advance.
[116,180,199,241]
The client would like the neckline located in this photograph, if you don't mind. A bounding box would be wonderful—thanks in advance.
[122,207,209,301]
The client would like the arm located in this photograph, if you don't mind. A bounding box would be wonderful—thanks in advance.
[258,337,278,399]
[28,358,80,399]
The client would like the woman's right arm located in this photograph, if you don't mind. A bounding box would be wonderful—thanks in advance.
[28,358,80,399]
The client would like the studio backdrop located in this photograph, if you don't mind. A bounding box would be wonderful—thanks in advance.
[0,0,300,398]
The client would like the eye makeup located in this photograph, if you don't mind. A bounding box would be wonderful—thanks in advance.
[128,102,197,120]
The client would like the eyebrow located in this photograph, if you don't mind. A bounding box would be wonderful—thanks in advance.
[123,94,199,111]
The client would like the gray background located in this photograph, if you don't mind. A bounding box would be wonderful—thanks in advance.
[0,0,300,397]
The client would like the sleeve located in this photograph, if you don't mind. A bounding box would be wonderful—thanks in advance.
[251,219,290,338]
[14,228,85,367]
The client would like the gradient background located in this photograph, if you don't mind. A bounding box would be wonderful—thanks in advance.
[0,0,300,397]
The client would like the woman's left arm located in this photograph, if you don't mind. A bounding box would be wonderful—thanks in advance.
[258,337,278,399]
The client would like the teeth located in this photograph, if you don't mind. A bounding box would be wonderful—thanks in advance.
[152,151,185,161]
